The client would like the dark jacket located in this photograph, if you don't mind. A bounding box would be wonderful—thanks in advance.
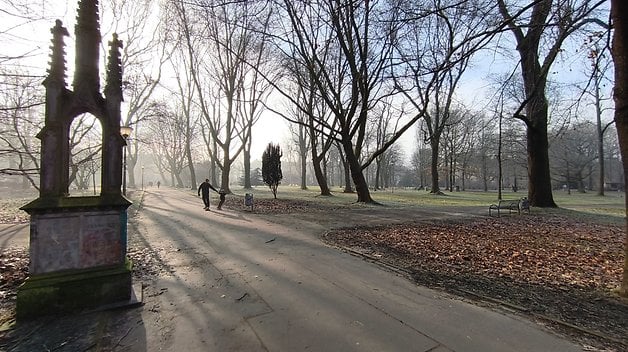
[198,181,217,196]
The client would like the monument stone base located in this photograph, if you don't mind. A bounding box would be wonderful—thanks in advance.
[18,196,139,319]
[16,261,134,319]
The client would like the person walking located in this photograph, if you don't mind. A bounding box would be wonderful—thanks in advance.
[198,179,218,211]
[217,189,227,210]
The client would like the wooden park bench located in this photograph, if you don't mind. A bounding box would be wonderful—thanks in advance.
[488,197,530,217]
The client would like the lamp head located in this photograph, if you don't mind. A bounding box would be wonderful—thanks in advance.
[120,125,133,139]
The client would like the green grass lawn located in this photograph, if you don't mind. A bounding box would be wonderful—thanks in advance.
[229,185,626,222]
[4,185,625,225]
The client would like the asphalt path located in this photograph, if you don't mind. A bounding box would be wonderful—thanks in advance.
[3,188,585,351]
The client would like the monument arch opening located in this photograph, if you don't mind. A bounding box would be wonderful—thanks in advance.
[18,0,140,319]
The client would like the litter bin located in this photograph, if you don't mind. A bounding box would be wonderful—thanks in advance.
[244,193,254,211]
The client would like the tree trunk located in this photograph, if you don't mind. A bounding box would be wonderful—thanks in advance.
[449,156,455,192]
[526,114,556,206]
[244,148,252,189]
[309,124,331,196]
[221,157,231,194]
[596,77,606,196]
[128,156,136,189]
[610,0,628,296]
[342,141,373,203]
[519,34,557,206]
[342,160,353,193]
[497,113,503,199]
[374,160,381,191]
[577,171,585,193]
[429,138,442,194]
[211,139,218,186]
[186,136,197,190]
[312,152,331,196]
[498,0,559,207]
[337,142,354,193]
[300,148,308,190]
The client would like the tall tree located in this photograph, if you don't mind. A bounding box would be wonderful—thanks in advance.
[393,0,495,195]
[170,51,200,190]
[497,0,606,207]
[101,0,170,189]
[238,9,275,189]
[269,38,335,196]
[287,104,311,190]
[549,122,598,193]
[371,98,402,190]
[610,0,628,296]
[580,31,614,196]
[173,0,270,194]
[147,103,188,187]
[262,143,283,199]
[272,0,404,203]
[441,108,478,191]
[411,121,431,190]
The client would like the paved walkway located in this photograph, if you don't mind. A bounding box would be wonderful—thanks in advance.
[2,188,585,351]
[129,188,583,351]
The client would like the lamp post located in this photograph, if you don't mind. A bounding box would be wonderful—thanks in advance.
[120,125,133,196]
[141,165,145,191]
[91,156,96,195]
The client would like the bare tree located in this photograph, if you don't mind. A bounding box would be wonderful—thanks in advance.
[371,98,403,190]
[474,116,497,192]
[72,142,102,193]
[238,10,275,189]
[377,143,403,189]
[0,69,43,187]
[549,122,598,193]
[287,102,311,190]
[579,31,614,195]
[270,0,405,203]
[496,0,607,207]
[0,1,58,67]
[99,0,172,189]
[0,2,52,185]
[441,108,480,191]
[147,103,189,187]
[411,121,431,190]
[393,0,496,195]
[173,0,271,194]
[170,51,200,190]
[270,35,336,196]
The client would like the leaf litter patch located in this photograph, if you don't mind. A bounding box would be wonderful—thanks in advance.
[323,215,627,351]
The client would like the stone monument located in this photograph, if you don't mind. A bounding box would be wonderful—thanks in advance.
[18,0,138,318]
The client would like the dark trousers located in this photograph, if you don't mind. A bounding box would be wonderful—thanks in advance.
[202,194,210,208]
[218,194,225,209]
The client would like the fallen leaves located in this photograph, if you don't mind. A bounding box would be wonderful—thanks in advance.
[324,216,624,291]
[323,214,628,350]
[0,247,29,326]
[220,196,335,214]
[0,199,30,224]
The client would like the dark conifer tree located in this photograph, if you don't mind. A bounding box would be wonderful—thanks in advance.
[262,143,283,199]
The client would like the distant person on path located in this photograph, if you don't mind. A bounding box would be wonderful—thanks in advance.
[217,189,227,210]
[157,181,161,188]
[198,179,218,211]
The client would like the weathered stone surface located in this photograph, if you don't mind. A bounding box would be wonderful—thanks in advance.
[16,0,134,319]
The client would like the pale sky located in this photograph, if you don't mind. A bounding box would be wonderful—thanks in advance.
[5,1,609,165]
